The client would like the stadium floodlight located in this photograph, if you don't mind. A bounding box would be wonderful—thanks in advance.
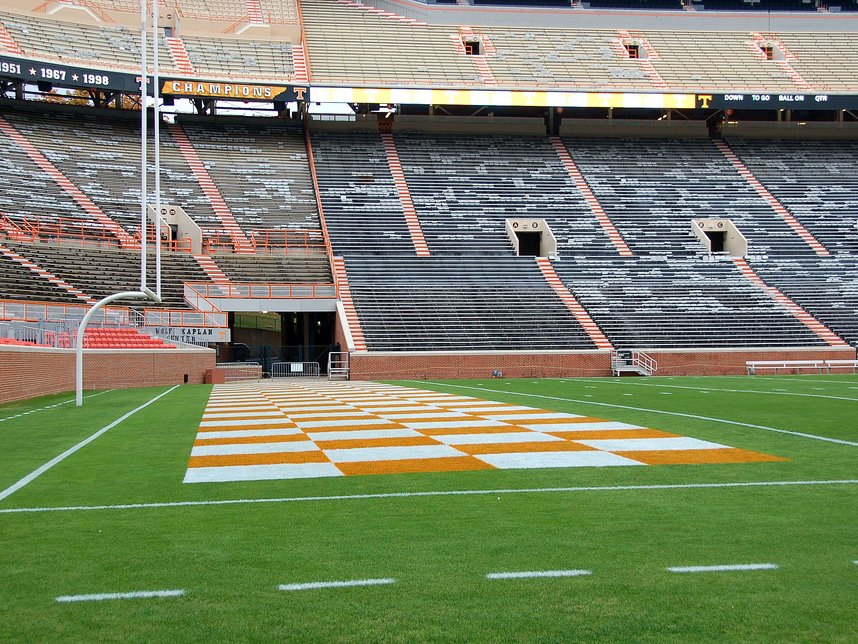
[75,0,162,406]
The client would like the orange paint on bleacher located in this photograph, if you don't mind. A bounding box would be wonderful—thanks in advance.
[733,258,847,347]
[714,140,829,256]
[536,257,613,351]
[380,133,430,256]
[0,117,136,249]
[332,257,368,352]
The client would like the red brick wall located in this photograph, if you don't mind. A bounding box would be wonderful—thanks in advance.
[0,347,216,405]
[644,347,856,376]
[348,346,857,380]
[349,351,612,380]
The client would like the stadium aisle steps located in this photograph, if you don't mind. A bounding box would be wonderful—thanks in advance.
[332,257,367,351]
[0,243,95,304]
[551,137,633,257]
[616,29,668,89]
[0,20,22,54]
[194,255,231,286]
[167,124,253,254]
[0,116,136,249]
[291,43,309,83]
[713,139,829,256]
[733,258,848,347]
[380,133,430,256]
[536,257,613,350]
[246,0,265,23]
[165,36,195,74]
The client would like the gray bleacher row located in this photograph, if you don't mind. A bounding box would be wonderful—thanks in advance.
[392,133,618,256]
[0,241,333,308]
[180,122,319,233]
[345,255,596,351]
[0,11,296,79]
[0,249,80,304]
[561,137,817,258]
[2,241,207,308]
[750,256,858,346]
[0,107,321,240]
[726,138,858,257]
[1,109,220,234]
[310,131,415,255]
[552,255,828,349]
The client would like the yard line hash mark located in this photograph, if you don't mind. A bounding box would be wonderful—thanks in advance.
[278,578,395,591]
[487,570,592,580]
[667,564,779,573]
[55,589,186,603]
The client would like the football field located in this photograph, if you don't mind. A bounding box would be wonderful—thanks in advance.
[1,375,856,642]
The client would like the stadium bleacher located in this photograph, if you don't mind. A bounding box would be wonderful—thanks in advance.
[0,0,856,384]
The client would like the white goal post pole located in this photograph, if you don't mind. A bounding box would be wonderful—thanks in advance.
[152,0,162,299]
[75,291,152,407]
[139,0,148,292]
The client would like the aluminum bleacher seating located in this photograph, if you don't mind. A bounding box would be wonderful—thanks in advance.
[0,106,220,235]
[3,241,208,308]
[181,35,295,79]
[344,255,597,351]
[390,132,617,256]
[750,256,858,347]
[561,136,817,257]
[726,138,858,256]
[213,254,332,283]
[552,255,829,349]
[179,122,320,234]
[0,250,80,304]
[310,131,416,256]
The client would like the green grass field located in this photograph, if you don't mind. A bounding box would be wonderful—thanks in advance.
[1,375,856,642]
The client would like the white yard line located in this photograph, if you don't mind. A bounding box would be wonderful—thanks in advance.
[56,589,186,603]
[278,578,395,591]
[1,479,855,515]
[0,390,114,423]
[569,379,858,403]
[0,386,179,503]
[486,570,592,580]
[667,563,778,573]
[418,382,858,447]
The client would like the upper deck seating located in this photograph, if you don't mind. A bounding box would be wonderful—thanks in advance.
[182,35,295,79]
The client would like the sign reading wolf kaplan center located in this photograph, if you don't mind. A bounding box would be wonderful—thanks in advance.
[161,80,307,103]
[145,326,231,345]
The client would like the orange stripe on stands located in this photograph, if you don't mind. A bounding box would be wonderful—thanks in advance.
[337,456,494,476]
[456,441,597,455]
[314,436,442,450]
[546,429,680,440]
[194,434,312,447]
[188,450,329,468]
[620,448,789,466]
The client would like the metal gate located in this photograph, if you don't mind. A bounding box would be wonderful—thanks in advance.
[271,361,321,378]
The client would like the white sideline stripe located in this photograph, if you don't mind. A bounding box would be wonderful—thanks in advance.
[0,390,113,423]
[667,563,779,573]
[0,386,180,503]
[487,569,592,580]
[3,479,854,515]
[420,382,858,447]
[56,589,186,603]
[278,578,395,591]
[576,378,858,403]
